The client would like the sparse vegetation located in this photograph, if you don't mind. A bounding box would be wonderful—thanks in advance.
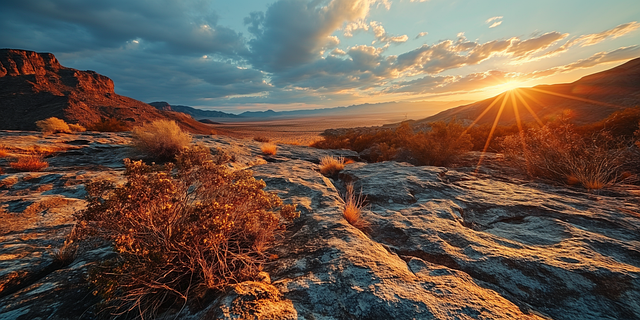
[501,124,633,189]
[77,146,298,318]
[132,120,192,161]
[319,156,345,175]
[342,183,370,231]
[87,118,130,132]
[253,136,270,143]
[9,155,49,172]
[313,120,473,167]
[35,117,85,134]
[261,143,277,155]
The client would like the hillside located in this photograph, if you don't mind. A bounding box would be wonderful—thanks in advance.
[419,57,640,126]
[0,49,213,133]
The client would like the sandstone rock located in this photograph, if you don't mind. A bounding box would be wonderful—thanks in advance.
[0,49,214,134]
[0,130,638,320]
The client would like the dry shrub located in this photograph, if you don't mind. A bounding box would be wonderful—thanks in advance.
[35,117,86,134]
[319,156,345,175]
[132,120,192,161]
[36,117,71,133]
[68,123,86,132]
[9,155,48,172]
[87,118,130,132]
[501,124,632,189]
[261,143,277,155]
[312,120,472,167]
[253,136,270,143]
[77,146,298,318]
[342,183,370,231]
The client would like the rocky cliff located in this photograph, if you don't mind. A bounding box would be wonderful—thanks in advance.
[0,131,638,319]
[0,49,213,133]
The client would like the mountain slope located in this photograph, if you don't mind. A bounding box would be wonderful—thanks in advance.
[0,49,213,133]
[419,57,640,126]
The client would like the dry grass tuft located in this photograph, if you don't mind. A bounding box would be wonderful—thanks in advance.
[0,146,7,158]
[132,120,192,161]
[502,124,631,190]
[76,146,299,318]
[261,143,278,155]
[319,156,345,175]
[9,155,49,172]
[342,183,370,231]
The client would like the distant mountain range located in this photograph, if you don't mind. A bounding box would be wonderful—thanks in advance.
[149,100,473,121]
[418,57,640,126]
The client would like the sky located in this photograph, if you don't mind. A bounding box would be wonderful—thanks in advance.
[1,0,639,112]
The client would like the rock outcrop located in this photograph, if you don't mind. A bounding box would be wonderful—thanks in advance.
[0,131,638,319]
[0,49,213,133]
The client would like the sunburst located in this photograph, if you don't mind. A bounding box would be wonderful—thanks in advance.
[462,86,628,174]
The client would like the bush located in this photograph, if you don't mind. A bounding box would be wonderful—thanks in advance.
[35,117,86,134]
[87,118,130,132]
[9,155,48,172]
[313,120,472,167]
[36,117,71,133]
[261,143,277,155]
[501,124,632,189]
[132,120,192,161]
[319,156,345,175]
[77,146,298,318]
[68,123,86,132]
[253,136,270,143]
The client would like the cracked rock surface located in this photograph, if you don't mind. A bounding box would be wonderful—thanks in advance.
[1,131,639,319]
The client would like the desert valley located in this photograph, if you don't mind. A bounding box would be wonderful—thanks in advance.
[1,2,640,319]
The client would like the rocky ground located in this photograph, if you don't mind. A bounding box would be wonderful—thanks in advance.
[0,130,639,320]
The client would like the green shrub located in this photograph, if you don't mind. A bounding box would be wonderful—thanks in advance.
[77,146,298,318]
[132,120,192,161]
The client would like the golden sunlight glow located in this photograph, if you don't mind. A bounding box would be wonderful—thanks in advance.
[468,84,625,174]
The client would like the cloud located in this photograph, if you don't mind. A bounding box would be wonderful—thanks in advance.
[415,32,428,39]
[530,45,640,78]
[0,0,246,57]
[244,0,388,72]
[486,16,503,28]
[507,32,568,58]
[545,21,640,57]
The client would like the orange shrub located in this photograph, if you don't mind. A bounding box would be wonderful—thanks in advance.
[87,118,130,132]
[36,117,71,133]
[78,146,298,318]
[9,155,48,172]
[501,124,631,189]
[319,156,345,175]
[132,120,191,161]
[312,120,472,167]
[261,143,277,155]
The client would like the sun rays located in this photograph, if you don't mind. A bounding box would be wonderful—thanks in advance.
[463,85,628,173]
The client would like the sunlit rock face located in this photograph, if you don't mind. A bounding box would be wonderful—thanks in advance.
[0,49,213,133]
[1,131,638,320]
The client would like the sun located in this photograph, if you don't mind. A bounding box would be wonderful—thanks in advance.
[498,80,525,92]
